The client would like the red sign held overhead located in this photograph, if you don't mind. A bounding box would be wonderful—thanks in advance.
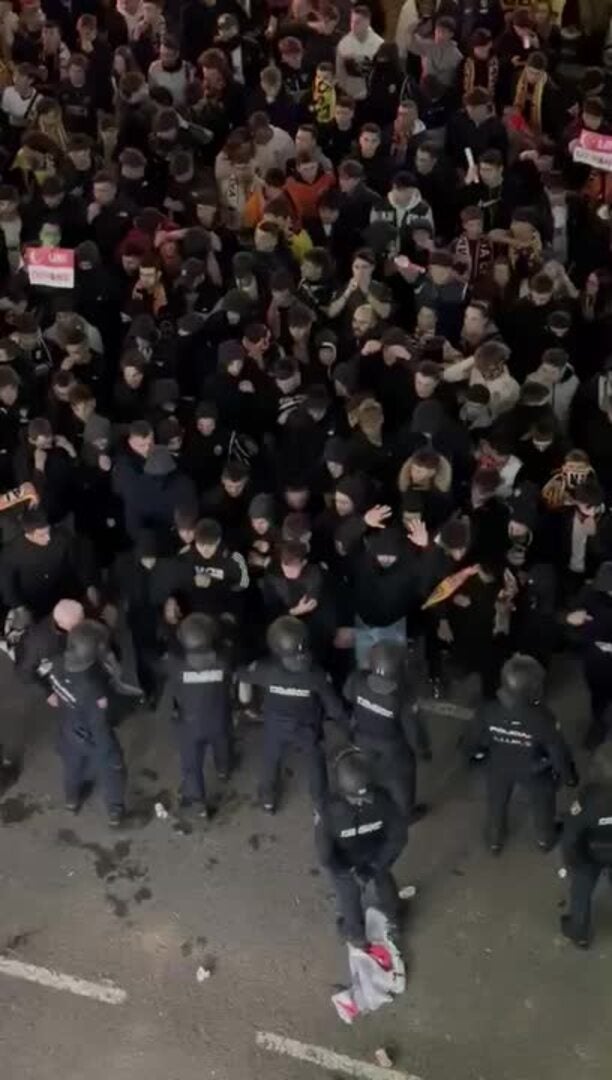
[24,246,75,288]
[573,130,612,173]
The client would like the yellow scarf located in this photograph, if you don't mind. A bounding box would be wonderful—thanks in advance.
[422,565,480,610]
[463,55,498,97]
[37,114,69,151]
[11,147,52,190]
[513,69,546,135]
[311,74,336,126]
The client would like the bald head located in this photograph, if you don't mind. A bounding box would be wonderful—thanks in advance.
[53,599,85,632]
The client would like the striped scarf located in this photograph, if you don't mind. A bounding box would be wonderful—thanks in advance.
[513,69,546,136]
[463,55,498,97]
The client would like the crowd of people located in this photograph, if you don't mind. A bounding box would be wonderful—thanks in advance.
[0,0,611,952]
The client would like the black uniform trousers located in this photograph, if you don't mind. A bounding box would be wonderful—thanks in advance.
[567,861,610,940]
[332,867,400,946]
[59,731,125,812]
[176,719,231,802]
[261,720,327,807]
[486,767,556,847]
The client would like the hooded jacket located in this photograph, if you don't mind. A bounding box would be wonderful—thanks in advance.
[528,362,578,434]
[372,188,434,234]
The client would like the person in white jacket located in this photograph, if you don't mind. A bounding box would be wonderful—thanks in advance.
[443,341,520,419]
[527,347,578,434]
[336,7,383,101]
[395,0,439,62]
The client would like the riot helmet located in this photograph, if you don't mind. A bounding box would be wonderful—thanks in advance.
[266,615,309,672]
[335,748,373,804]
[64,620,105,673]
[178,613,217,668]
[499,653,545,706]
[367,641,402,695]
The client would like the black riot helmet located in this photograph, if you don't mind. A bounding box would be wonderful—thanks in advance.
[64,620,106,673]
[335,748,373,804]
[367,641,402,695]
[266,615,309,672]
[499,653,545,706]
[178,613,216,653]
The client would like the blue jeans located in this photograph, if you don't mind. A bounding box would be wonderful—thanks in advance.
[354,617,406,669]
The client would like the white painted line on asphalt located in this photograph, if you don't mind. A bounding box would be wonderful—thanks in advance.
[255,1030,422,1080]
[0,956,127,1005]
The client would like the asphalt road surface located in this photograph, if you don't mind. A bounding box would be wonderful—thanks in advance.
[0,652,611,1080]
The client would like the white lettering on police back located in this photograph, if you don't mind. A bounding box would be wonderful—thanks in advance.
[356,696,393,717]
[339,821,383,838]
[269,685,310,697]
[598,817,612,826]
[183,670,224,684]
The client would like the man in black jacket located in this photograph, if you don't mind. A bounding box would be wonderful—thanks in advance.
[565,562,612,749]
[349,524,421,667]
[237,616,347,812]
[1,509,96,621]
[315,747,407,948]
[472,653,576,854]
[344,642,429,816]
[559,744,612,948]
[48,621,126,826]
[167,613,233,816]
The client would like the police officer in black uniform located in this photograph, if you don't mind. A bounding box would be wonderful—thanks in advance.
[49,620,126,826]
[167,613,233,818]
[559,744,612,948]
[343,642,427,821]
[20,598,84,682]
[237,615,347,812]
[473,653,576,854]
[315,748,407,949]
[21,597,141,702]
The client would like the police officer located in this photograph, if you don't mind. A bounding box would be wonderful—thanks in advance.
[21,597,140,701]
[20,598,84,682]
[48,621,126,826]
[473,653,576,854]
[559,744,612,948]
[343,642,427,821]
[237,616,347,812]
[315,748,407,949]
[167,613,232,818]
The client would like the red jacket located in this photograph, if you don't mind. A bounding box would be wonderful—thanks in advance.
[284,169,335,222]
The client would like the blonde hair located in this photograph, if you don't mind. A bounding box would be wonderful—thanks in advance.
[356,397,383,439]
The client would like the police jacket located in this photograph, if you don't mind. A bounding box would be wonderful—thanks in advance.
[167,652,232,735]
[19,615,65,682]
[343,671,415,748]
[562,784,612,867]
[475,695,574,781]
[237,658,348,734]
[315,789,407,874]
[48,660,115,750]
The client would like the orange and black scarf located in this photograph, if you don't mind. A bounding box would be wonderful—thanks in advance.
[513,69,546,136]
[422,565,480,610]
[463,55,498,97]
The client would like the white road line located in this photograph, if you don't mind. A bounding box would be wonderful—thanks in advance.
[0,957,127,1005]
[255,1030,422,1080]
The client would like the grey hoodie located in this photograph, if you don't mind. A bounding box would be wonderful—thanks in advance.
[528,362,578,433]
